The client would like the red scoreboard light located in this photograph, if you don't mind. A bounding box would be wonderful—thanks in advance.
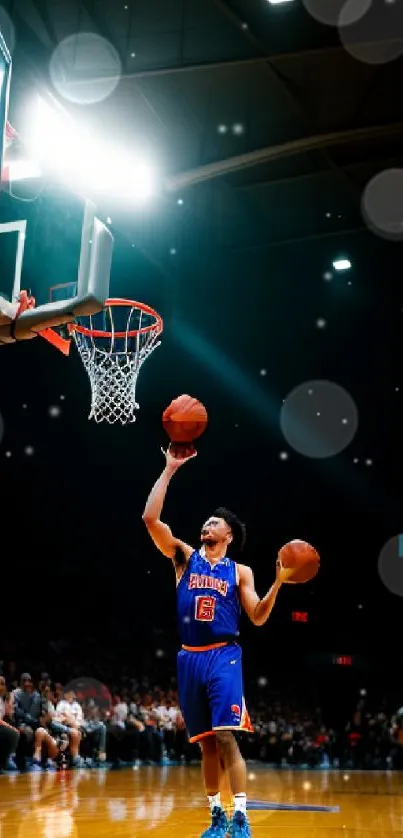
[335,655,353,666]
[292,611,308,623]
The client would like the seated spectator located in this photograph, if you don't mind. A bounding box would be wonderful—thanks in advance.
[107,694,130,766]
[32,726,68,771]
[154,698,174,758]
[138,692,162,763]
[173,707,194,763]
[54,683,64,703]
[0,676,14,723]
[13,673,42,770]
[53,689,83,768]
[126,707,146,764]
[81,701,107,763]
[0,676,19,772]
[111,693,128,728]
[391,709,403,769]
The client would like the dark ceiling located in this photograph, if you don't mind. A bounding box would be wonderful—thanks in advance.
[6,0,403,251]
[0,0,401,650]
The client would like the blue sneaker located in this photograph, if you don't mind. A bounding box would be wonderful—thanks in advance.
[70,756,85,769]
[30,759,42,773]
[228,811,251,838]
[6,758,18,771]
[201,806,230,838]
[45,759,57,771]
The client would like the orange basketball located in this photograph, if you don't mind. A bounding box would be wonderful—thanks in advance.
[278,539,320,583]
[162,394,208,444]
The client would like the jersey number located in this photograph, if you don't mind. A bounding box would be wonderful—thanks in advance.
[195,596,216,622]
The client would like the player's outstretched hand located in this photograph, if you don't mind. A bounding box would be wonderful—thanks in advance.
[162,444,197,471]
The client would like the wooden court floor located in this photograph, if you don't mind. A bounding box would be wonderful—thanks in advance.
[1,765,403,837]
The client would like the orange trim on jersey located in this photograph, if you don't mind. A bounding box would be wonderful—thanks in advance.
[189,729,216,744]
[181,642,229,652]
[240,700,254,733]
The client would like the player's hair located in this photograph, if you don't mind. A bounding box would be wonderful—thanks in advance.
[213,507,246,553]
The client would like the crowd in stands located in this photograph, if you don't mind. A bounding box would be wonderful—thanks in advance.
[1,662,403,773]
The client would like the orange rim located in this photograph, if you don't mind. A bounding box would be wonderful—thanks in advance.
[68,298,163,339]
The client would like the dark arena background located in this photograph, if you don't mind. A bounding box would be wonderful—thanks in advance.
[0,1,402,837]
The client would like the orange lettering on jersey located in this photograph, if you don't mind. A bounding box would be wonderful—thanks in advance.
[188,573,229,596]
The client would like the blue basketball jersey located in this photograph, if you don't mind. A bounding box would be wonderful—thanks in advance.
[176,550,241,647]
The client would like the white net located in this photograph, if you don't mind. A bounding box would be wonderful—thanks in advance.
[72,301,162,424]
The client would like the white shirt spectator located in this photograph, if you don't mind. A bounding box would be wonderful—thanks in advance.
[154,705,170,728]
[154,704,181,730]
[111,702,128,728]
[56,699,83,727]
[167,706,180,729]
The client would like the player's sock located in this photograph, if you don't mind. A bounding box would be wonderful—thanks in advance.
[233,793,247,816]
[208,792,222,812]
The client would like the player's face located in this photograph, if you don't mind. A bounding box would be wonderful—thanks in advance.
[201,516,232,547]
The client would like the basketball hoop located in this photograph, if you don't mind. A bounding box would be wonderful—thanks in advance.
[69,299,163,424]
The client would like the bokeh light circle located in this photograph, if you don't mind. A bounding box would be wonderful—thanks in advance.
[62,676,112,713]
[49,33,122,105]
[339,0,403,65]
[0,6,16,53]
[362,169,403,241]
[280,380,359,459]
[302,0,369,27]
[378,535,403,597]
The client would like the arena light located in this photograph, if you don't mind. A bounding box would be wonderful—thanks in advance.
[333,258,352,271]
[99,150,156,200]
[25,95,87,176]
[24,95,156,201]
[267,0,295,4]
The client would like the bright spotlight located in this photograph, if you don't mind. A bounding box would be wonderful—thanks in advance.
[25,96,81,172]
[24,95,156,201]
[100,150,155,200]
[267,0,294,4]
[333,259,352,271]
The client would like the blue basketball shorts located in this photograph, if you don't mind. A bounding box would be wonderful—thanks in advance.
[177,642,253,743]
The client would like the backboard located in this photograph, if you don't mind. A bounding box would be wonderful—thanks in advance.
[0,183,114,346]
[0,18,113,346]
[0,26,12,189]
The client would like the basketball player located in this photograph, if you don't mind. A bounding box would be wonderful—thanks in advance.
[143,447,293,838]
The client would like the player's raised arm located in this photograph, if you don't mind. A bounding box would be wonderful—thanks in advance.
[142,447,196,561]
